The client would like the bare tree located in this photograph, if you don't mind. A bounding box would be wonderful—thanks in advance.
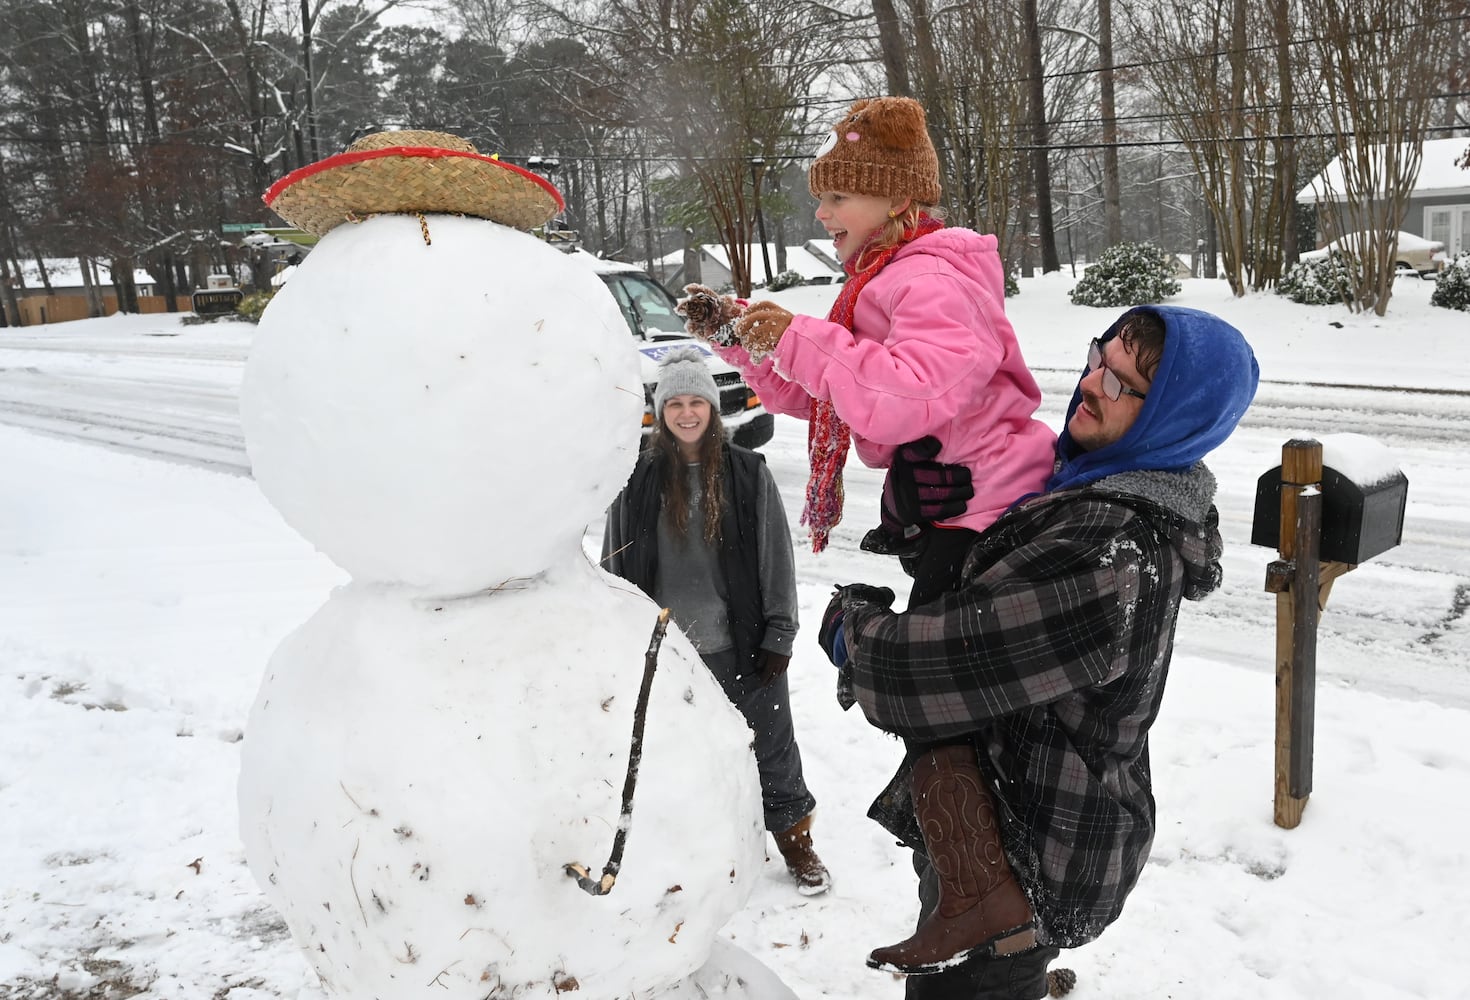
[1123,0,1300,295]
[1305,0,1458,314]
[537,0,847,295]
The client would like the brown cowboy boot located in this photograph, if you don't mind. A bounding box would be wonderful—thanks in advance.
[773,813,832,896]
[867,744,1036,974]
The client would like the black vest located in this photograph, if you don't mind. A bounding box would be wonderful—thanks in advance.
[613,444,767,673]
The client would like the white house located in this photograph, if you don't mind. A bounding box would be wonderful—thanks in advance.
[653,241,844,291]
[17,258,156,297]
[1296,137,1470,255]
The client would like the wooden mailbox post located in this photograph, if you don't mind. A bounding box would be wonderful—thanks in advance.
[1251,438,1408,829]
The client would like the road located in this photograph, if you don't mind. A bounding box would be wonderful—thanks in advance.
[3,321,1467,708]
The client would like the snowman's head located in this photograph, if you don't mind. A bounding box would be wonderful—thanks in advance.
[240,215,644,595]
[264,129,565,236]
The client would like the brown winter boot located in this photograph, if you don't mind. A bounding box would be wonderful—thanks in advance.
[773,813,832,896]
[867,744,1036,975]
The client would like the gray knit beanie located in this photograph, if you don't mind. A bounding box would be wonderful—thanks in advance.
[653,345,720,415]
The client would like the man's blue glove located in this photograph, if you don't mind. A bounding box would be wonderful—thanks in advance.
[817,584,896,667]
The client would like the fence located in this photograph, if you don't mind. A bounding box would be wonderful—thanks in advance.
[15,294,174,326]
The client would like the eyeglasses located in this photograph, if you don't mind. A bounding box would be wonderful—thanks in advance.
[1087,338,1148,402]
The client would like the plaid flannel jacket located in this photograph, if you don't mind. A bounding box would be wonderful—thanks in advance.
[843,466,1223,947]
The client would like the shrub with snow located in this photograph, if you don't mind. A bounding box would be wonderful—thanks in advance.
[1069,242,1180,307]
[1277,254,1354,306]
[1430,253,1470,313]
[235,290,276,323]
[766,269,804,292]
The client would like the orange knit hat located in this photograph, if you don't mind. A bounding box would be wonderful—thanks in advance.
[808,97,941,205]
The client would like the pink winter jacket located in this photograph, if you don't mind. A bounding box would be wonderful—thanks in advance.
[714,227,1057,533]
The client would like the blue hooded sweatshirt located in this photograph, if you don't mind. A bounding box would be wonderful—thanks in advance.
[1047,305,1260,493]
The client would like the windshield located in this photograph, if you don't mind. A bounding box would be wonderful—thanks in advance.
[604,273,687,339]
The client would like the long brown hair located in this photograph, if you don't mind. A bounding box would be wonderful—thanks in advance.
[852,202,945,272]
[650,406,726,544]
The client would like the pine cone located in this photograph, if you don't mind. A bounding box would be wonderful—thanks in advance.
[676,284,742,343]
[1047,967,1078,997]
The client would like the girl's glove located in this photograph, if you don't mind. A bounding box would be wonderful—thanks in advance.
[731,300,794,362]
[676,284,744,345]
[861,436,976,557]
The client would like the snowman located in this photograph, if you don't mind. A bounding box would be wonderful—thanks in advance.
[237,130,798,1000]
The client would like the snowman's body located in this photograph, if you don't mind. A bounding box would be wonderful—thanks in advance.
[238,215,786,998]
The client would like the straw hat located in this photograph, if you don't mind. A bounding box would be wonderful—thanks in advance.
[263,129,565,236]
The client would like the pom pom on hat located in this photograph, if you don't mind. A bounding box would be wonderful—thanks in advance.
[653,346,720,416]
[808,96,941,205]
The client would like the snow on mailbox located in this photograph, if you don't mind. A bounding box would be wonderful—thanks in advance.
[1251,433,1407,564]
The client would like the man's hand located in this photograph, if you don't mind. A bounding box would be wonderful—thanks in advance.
[817,584,896,667]
[757,650,791,686]
[676,284,743,344]
[731,300,794,361]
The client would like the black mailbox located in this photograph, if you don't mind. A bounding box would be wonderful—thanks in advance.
[1251,465,1408,564]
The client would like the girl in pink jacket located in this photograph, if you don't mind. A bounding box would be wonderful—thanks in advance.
[681,96,1056,609]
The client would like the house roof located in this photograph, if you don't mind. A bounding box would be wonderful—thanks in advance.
[1297,137,1470,204]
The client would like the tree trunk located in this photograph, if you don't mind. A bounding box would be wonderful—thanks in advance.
[161,252,180,312]
[872,0,911,96]
[0,256,21,327]
[80,257,105,318]
[302,0,321,161]
[114,258,141,314]
[1022,0,1059,272]
[1098,0,1122,246]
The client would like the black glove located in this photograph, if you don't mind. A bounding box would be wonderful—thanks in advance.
[757,650,791,686]
[817,584,896,667]
[841,583,898,611]
[882,436,975,532]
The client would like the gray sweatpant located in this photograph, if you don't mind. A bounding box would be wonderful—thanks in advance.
[700,647,816,834]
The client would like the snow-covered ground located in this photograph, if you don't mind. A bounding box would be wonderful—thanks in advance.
[1,271,1467,999]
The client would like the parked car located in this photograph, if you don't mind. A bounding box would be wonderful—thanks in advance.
[571,252,774,450]
[1299,230,1447,277]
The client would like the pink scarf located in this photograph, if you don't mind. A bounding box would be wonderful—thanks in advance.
[800,215,943,552]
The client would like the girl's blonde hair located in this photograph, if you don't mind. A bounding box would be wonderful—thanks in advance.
[853,202,946,272]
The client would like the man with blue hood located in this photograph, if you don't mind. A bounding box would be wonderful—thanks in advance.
[818,306,1260,999]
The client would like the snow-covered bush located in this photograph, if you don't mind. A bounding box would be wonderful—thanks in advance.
[1430,253,1470,312]
[235,290,276,323]
[1277,253,1354,306]
[767,269,804,292]
[1005,271,1019,298]
[1069,242,1180,307]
